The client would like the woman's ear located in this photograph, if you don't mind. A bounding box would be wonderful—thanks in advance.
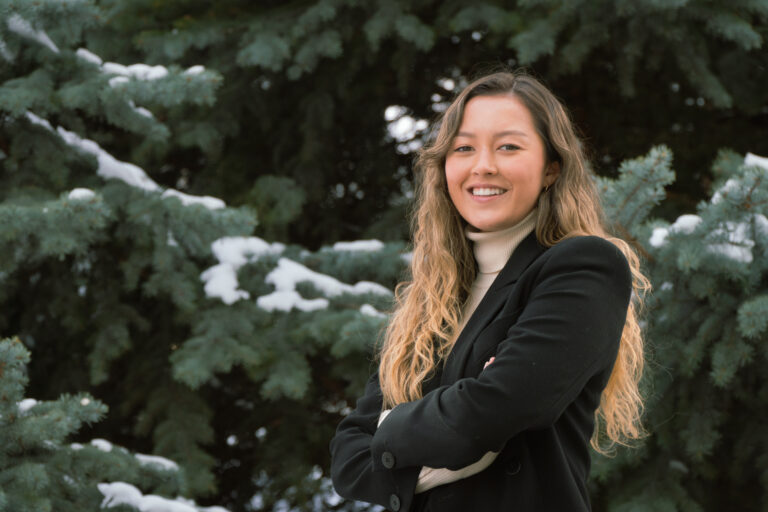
[545,161,561,187]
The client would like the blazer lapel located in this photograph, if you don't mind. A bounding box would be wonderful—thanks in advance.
[441,230,549,384]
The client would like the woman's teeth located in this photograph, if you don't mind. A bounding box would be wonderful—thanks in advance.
[472,188,505,196]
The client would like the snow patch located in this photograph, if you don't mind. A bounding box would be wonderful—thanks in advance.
[711,178,740,205]
[76,48,103,65]
[744,152,768,170]
[360,304,387,318]
[25,111,53,131]
[201,264,249,305]
[7,14,59,53]
[18,398,38,413]
[91,439,113,452]
[266,258,391,298]
[25,112,226,209]
[129,100,154,119]
[649,227,668,248]
[201,237,286,305]
[0,38,12,62]
[98,482,231,512]
[185,65,205,75]
[99,482,142,508]
[707,216,768,264]
[256,290,329,312]
[108,76,129,88]
[55,124,161,191]
[255,258,392,312]
[332,240,384,252]
[649,215,702,248]
[68,188,95,200]
[211,237,286,266]
[135,453,179,471]
[103,62,169,81]
[162,189,225,210]
[671,215,703,234]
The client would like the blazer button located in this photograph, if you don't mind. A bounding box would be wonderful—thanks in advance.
[389,494,401,511]
[381,451,395,469]
[506,458,522,475]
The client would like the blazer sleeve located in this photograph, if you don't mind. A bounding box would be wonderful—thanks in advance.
[370,236,633,471]
[329,370,420,510]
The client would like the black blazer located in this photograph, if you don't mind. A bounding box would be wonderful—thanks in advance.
[329,232,633,511]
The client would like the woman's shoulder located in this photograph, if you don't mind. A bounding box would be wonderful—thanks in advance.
[548,234,626,259]
[540,235,631,276]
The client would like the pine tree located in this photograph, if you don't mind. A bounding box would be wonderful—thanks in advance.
[590,151,768,511]
[0,337,231,512]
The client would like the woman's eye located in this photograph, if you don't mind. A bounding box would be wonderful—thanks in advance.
[454,145,472,152]
[499,144,520,151]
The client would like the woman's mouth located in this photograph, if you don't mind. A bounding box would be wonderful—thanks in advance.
[471,187,507,197]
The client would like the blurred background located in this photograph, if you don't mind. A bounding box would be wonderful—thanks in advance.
[1,1,767,511]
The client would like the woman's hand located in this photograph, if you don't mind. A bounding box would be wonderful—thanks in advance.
[483,356,495,370]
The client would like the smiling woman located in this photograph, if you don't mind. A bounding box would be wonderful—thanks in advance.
[329,70,651,511]
[445,95,560,232]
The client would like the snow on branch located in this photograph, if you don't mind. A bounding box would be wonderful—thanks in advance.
[200,237,394,311]
[135,453,179,471]
[256,257,392,312]
[75,47,207,87]
[7,14,59,54]
[649,214,702,247]
[745,152,768,170]
[330,240,384,252]
[24,111,225,209]
[73,47,208,120]
[98,481,229,512]
[201,237,286,305]
[68,188,96,200]
[0,38,13,61]
[360,304,388,318]
[650,152,768,263]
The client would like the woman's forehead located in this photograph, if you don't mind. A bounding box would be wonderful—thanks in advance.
[456,95,536,134]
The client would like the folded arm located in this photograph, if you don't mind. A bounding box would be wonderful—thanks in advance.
[377,355,500,493]
[329,371,420,509]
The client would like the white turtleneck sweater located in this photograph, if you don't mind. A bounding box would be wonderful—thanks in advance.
[378,207,538,494]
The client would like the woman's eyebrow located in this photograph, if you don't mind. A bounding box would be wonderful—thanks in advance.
[456,130,529,139]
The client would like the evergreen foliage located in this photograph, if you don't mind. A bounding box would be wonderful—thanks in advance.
[1,0,767,510]
[66,0,768,245]
[0,337,226,512]
[590,152,768,511]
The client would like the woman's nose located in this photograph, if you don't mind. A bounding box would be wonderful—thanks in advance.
[472,149,498,175]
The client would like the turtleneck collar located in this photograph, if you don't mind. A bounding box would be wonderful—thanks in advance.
[465,208,538,274]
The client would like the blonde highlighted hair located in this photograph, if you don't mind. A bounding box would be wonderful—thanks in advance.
[377,70,650,452]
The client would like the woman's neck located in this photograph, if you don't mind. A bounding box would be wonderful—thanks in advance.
[465,208,538,274]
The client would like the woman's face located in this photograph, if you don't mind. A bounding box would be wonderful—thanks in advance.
[445,94,559,232]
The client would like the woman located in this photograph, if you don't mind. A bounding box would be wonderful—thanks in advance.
[329,70,650,511]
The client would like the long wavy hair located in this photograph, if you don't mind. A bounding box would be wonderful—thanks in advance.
[377,70,651,452]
